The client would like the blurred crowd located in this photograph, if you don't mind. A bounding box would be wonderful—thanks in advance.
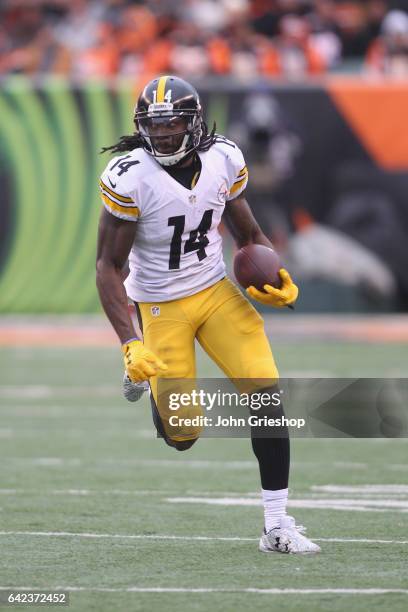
[1,0,408,80]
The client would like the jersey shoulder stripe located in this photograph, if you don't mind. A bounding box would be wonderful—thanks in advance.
[235,165,248,181]
[100,192,140,220]
[229,164,249,199]
[99,150,143,221]
[211,136,249,200]
[229,172,248,197]
[99,179,134,204]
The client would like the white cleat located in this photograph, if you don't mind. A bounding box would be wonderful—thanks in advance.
[122,373,149,403]
[259,515,321,554]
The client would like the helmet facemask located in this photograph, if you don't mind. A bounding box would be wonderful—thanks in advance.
[135,103,202,166]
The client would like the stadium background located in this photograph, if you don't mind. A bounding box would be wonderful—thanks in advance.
[1,2,408,611]
[1,0,408,312]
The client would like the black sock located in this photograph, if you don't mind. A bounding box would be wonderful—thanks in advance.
[251,435,290,490]
[250,389,290,490]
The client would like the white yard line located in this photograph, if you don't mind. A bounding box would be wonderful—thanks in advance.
[0,586,406,595]
[0,457,406,474]
[0,531,255,542]
[3,487,408,514]
[165,496,408,513]
[0,386,120,398]
[332,462,368,469]
[0,458,258,469]
[0,489,174,497]
[316,538,408,544]
[0,531,407,545]
[2,458,83,467]
[388,464,408,471]
[1,487,408,502]
[0,429,13,438]
[0,457,379,470]
[312,485,408,494]
[0,489,258,497]
[0,430,155,439]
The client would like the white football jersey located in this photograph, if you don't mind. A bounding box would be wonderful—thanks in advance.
[99,136,248,302]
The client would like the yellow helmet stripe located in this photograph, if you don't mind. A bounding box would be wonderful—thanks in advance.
[156,75,168,103]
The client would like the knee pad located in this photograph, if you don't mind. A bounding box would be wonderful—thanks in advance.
[168,437,199,452]
[163,403,205,441]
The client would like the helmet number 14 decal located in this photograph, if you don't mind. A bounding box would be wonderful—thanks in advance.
[152,89,172,104]
[168,210,213,270]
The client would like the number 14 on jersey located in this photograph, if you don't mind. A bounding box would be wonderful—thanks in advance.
[168,210,213,270]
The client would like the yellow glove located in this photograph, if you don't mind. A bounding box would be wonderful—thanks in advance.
[122,339,168,383]
[246,268,298,308]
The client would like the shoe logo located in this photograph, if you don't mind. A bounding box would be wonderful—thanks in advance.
[151,306,160,317]
[108,177,117,188]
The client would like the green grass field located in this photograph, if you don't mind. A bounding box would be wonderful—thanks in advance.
[0,326,407,612]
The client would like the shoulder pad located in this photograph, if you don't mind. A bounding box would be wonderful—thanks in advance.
[100,153,142,221]
[212,136,248,200]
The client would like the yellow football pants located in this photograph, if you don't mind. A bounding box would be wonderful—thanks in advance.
[137,277,279,442]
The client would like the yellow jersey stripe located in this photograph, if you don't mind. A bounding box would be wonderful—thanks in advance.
[99,180,134,204]
[100,187,136,208]
[233,169,248,185]
[191,170,200,189]
[230,174,248,196]
[237,165,247,178]
[156,75,168,103]
[101,193,140,218]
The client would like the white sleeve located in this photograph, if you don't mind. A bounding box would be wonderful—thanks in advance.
[99,162,140,222]
[226,145,248,201]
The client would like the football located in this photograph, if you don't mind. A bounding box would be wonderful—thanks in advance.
[233,244,282,291]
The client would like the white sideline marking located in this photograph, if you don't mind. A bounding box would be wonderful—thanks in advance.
[306,492,408,499]
[0,386,53,399]
[7,458,83,467]
[0,385,120,398]
[0,429,154,440]
[0,457,375,469]
[0,489,173,497]
[313,485,408,494]
[388,464,408,471]
[0,531,255,542]
[166,496,408,513]
[333,462,368,469]
[0,488,408,506]
[0,586,406,595]
[0,407,141,416]
[0,489,259,497]
[0,531,407,545]
[316,538,408,544]
[1,458,258,469]
[1,457,407,474]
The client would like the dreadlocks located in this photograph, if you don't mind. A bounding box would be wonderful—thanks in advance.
[197,121,217,152]
[100,133,144,155]
[101,121,217,155]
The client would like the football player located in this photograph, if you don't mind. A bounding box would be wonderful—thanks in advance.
[96,75,320,554]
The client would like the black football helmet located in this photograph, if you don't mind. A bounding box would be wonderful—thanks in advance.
[134,75,203,166]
